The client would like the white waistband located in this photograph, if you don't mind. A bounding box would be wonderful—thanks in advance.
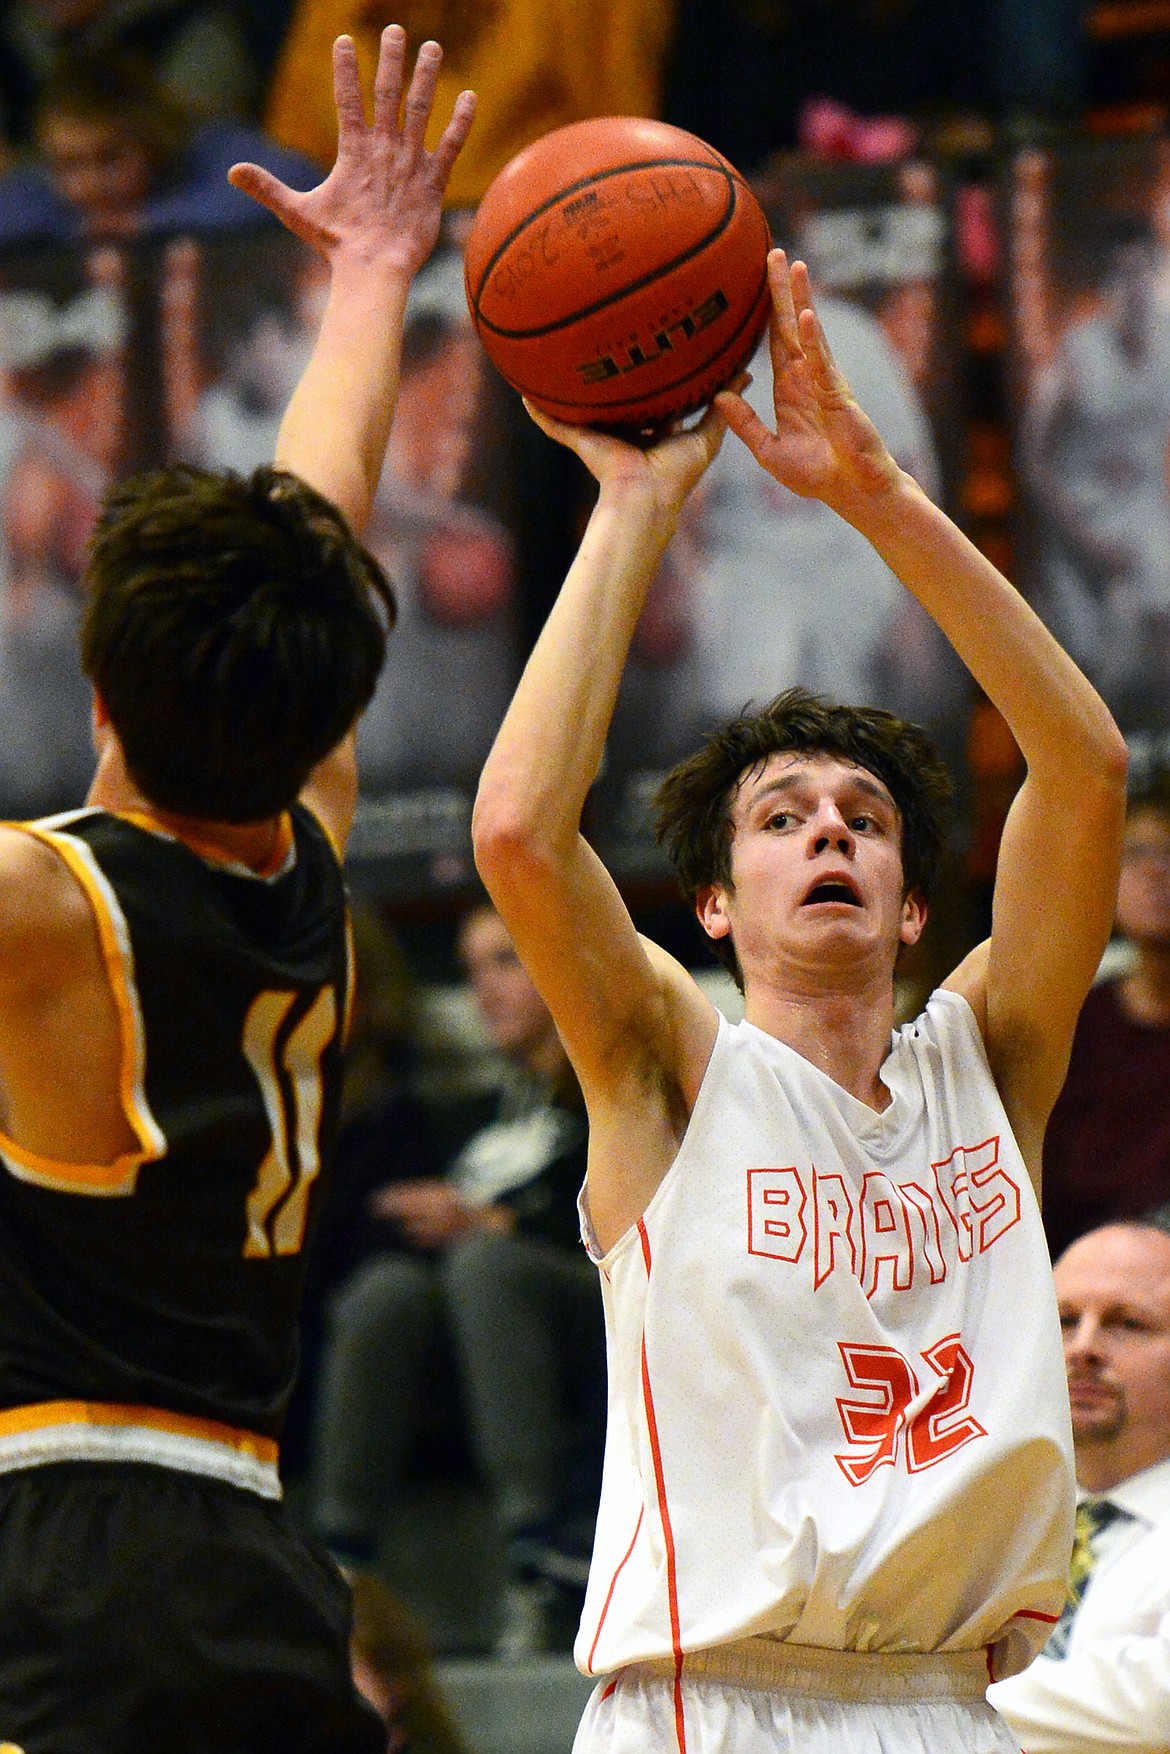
[0,1419,282,1501]
[627,1639,991,1702]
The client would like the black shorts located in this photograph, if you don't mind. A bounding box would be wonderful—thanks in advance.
[0,1461,386,1754]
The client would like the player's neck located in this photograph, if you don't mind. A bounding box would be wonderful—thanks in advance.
[743,971,897,1112]
[87,742,286,875]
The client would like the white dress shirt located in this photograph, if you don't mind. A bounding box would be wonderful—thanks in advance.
[988,1456,1170,1752]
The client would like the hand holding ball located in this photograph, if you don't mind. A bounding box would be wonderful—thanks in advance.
[464,117,771,433]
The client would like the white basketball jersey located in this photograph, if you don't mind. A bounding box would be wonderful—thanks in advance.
[576,990,1074,1684]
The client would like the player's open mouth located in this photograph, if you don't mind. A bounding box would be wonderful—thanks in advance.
[801,879,862,906]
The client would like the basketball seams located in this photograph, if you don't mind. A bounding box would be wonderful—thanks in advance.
[464,143,733,295]
[466,157,738,326]
[470,171,741,341]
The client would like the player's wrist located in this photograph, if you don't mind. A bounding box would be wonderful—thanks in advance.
[829,462,920,534]
[593,475,683,541]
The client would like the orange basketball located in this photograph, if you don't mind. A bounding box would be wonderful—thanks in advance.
[464,117,772,433]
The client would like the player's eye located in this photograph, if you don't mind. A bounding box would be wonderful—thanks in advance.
[767,811,793,829]
[850,815,874,832]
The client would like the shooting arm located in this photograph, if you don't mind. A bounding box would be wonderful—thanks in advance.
[721,252,1128,1175]
[473,414,726,1245]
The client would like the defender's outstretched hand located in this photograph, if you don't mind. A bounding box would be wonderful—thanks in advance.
[228,27,475,275]
[715,250,898,518]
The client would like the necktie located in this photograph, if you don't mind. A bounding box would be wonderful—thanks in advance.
[1043,1497,1127,1659]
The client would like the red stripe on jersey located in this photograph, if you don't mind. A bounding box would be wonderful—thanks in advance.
[637,1219,688,1754]
[586,1505,644,1674]
[1012,1608,1061,1623]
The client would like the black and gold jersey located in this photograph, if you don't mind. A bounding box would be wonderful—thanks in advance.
[0,804,351,1452]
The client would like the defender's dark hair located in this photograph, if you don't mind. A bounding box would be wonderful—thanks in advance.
[654,687,954,987]
[81,465,395,822]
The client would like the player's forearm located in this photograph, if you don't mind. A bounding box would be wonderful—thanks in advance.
[843,471,1127,795]
[275,257,413,537]
[474,483,677,866]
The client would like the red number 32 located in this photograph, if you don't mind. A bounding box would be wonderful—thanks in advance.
[834,1334,986,1486]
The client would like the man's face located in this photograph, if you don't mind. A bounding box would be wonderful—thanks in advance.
[1115,806,1170,949]
[698,752,924,987]
[1055,1224,1170,1488]
[458,906,552,1064]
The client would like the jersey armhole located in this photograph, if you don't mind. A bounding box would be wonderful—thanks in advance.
[0,823,167,1195]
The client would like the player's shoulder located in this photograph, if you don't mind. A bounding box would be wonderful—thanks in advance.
[0,823,98,968]
[938,938,989,1041]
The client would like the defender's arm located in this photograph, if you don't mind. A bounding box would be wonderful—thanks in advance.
[229,27,474,850]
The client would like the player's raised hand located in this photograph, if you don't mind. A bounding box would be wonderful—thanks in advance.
[715,250,899,516]
[228,26,475,278]
[523,394,732,522]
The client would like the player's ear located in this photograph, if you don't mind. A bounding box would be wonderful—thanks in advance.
[697,884,732,942]
[900,888,927,948]
[92,690,111,730]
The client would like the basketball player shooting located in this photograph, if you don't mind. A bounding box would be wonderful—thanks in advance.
[0,28,472,1752]
[472,249,1128,1752]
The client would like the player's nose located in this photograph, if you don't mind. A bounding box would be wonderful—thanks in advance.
[809,801,854,856]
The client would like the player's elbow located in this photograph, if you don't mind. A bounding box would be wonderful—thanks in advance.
[1062,703,1129,802]
[471,783,562,894]
[1082,718,1130,811]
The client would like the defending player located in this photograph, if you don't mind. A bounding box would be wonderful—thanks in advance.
[0,28,472,1753]
[472,251,1129,1751]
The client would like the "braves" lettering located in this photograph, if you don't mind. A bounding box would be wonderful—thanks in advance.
[746,1137,1020,1297]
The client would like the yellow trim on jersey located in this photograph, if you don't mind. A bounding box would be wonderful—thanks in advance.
[113,808,295,878]
[0,1399,278,1463]
[0,1399,277,1458]
[0,822,167,1196]
[0,1400,282,1497]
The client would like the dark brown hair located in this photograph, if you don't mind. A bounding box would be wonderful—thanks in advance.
[81,465,395,822]
[655,687,953,986]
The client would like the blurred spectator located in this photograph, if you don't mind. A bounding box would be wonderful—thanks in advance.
[309,903,605,1654]
[348,1572,473,1754]
[0,0,263,148]
[265,0,676,206]
[1020,214,1170,726]
[356,294,518,796]
[0,46,318,249]
[1042,768,1170,1260]
[0,252,123,813]
[988,1215,1170,1749]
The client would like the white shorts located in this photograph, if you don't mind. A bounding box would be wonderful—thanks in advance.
[572,1641,1021,1754]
